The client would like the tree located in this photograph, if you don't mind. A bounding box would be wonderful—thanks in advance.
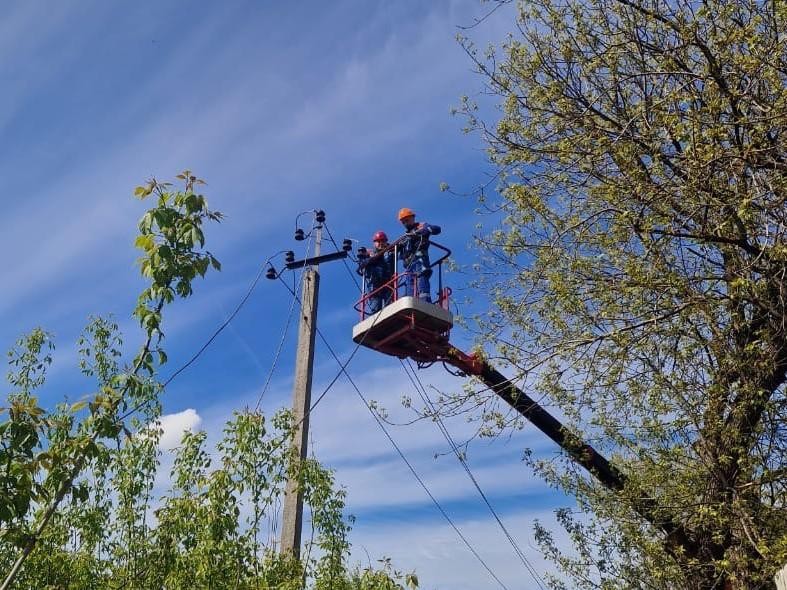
[456,0,787,587]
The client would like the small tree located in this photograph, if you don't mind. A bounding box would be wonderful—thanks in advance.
[0,171,223,588]
[457,0,787,587]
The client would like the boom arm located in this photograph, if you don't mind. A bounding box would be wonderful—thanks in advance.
[443,345,707,561]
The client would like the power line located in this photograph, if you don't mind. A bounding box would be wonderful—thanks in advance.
[330,219,544,586]
[120,221,343,426]
[240,280,387,544]
[274,278,378,418]
[321,341,511,589]
[162,255,285,389]
[401,359,547,590]
[122,213,320,422]
[254,229,317,411]
[323,221,361,291]
[116,251,288,424]
[252,277,298,410]
[311,235,537,586]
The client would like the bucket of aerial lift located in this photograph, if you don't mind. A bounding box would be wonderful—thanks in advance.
[352,238,453,362]
[352,294,453,359]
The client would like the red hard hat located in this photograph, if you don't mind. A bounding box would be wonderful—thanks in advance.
[372,231,388,242]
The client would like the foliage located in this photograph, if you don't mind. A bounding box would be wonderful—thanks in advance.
[0,402,393,589]
[457,0,787,588]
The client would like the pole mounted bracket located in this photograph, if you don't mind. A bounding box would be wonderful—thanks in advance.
[286,250,348,270]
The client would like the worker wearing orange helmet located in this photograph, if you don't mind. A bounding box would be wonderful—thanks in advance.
[357,230,394,313]
[397,207,441,302]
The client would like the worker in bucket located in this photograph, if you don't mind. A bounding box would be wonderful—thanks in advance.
[397,208,441,302]
[357,230,395,314]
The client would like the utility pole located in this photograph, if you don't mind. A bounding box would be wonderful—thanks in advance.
[280,223,321,558]
[267,210,351,558]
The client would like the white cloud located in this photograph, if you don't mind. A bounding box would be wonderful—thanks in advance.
[156,408,202,450]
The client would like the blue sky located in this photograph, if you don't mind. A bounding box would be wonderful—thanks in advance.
[1,2,576,588]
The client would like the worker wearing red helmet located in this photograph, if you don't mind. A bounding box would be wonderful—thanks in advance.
[357,230,395,313]
[398,208,441,302]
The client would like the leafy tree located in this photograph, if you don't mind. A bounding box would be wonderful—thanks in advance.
[455,0,787,587]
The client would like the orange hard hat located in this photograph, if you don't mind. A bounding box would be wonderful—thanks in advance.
[398,207,416,221]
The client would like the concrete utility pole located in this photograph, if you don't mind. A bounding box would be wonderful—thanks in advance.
[280,224,321,558]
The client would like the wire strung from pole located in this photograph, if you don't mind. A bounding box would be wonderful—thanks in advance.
[275,276,379,417]
[290,323,511,589]
[401,359,547,590]
[123,211,323,422]
[161,253,286,389]
[121,212,322,422]
[252,276,298,411]
[116,250,293,424]
[254,227,317,410]
[323,221,362,291]
[241,278,385,531]
[325,346,510,590]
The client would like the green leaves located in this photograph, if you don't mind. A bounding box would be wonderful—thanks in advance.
[133,174,222,350]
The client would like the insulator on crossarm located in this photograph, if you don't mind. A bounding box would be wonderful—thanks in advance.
[265,267,277,280]
[357,246,368,257]
[285,251,295,264]
[294,228,305,241]
[342,239,352,252]
[315,210,326,223]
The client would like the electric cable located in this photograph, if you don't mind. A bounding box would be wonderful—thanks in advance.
[323,221,362,292]
[316,333,512,590]
[252,277,298,411]
[122,214,318,422]
[253,229,317,410]
[121,212,322,422]
[274,276,380,418]
[401,359,547,590]
[276,276,512,590]
[248,278,386,547]
[116,250,290,423]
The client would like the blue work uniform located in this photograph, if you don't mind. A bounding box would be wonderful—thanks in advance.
[400,222,441,302]
[357,248,394,313]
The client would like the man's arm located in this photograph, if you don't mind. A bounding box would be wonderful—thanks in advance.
[417,222,441,236]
